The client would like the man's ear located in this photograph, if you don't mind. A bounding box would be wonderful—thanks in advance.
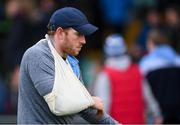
[55,27,65,40]
[56,27,64,34]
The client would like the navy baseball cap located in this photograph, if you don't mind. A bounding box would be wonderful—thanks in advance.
[48,7,98,35]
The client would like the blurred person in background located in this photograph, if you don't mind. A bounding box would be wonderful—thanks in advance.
[136,7,162,55]
[4,0,56,78]
[3,0,56,114]
[17,7,118,124]
[140,29,180,123]
[94,33,163,124]
[163,5,180,53]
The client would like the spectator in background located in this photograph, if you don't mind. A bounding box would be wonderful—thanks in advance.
[3,0,56,114]
[136,7,161,55]
[4,0,55,73]
[140,29,180,75]
[140,29,180,123]
[94,34,163,124]
[163,5,180,53]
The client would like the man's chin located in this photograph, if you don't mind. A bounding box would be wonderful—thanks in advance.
[71,52,79,56]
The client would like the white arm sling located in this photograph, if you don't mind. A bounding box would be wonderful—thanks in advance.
[43,35,94,116]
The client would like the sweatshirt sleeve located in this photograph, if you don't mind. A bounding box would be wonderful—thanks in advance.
[26,48,55,96]
[94,72,111,113]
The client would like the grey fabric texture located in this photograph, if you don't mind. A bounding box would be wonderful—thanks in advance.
[17,39,117,124]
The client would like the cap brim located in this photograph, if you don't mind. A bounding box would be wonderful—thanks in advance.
[74,23,98,36]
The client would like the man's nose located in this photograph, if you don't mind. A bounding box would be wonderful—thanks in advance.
[80,36,86,44]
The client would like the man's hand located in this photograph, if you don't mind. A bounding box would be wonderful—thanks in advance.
[92,96,104,118]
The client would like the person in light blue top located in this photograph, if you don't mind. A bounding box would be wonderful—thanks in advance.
[139,29,180,123]
[18,7,118,124]
[140,29,180,75]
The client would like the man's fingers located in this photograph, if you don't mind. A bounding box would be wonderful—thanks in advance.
[92,96,104,110]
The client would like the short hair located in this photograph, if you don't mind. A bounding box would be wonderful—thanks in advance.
[147,29,169,46]
[47,22,56,36]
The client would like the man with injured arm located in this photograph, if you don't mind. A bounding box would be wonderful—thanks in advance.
[17,7,118,124]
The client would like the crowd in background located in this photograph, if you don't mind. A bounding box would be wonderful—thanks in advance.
[0,0,179,124]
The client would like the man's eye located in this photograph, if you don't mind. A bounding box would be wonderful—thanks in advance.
[76,32,83,36]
